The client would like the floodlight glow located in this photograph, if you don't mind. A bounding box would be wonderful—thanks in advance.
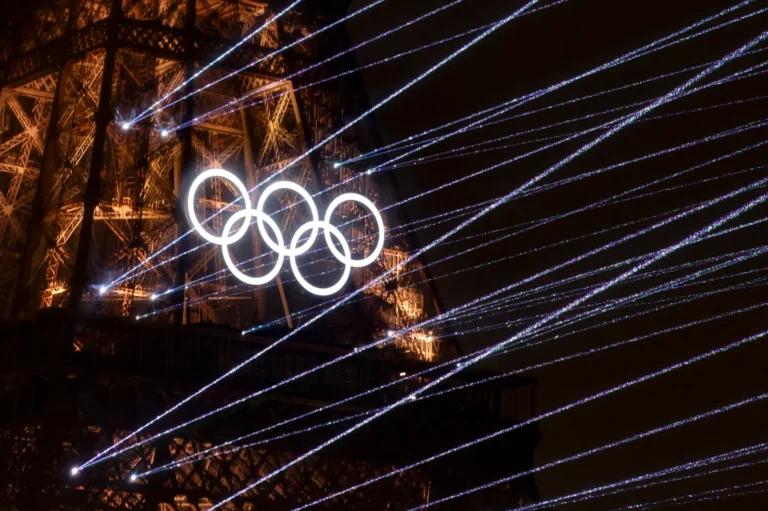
[187,168,384,296]
[121,122,130,131]
[160,130,169,138]
[98,285,107,295]
[129,474,137,482]
[70,467,79,476]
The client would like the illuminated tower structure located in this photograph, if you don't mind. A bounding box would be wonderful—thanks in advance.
[0,0,541,509]
[0,0,444,362]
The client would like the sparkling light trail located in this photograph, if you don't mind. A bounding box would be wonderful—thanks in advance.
[457,257,768,355]
[480,237,768,333]
[496,270,768,363]
[150,167,723,321]
[337,0,761,166]
[609,481,768,511]
[445,234,762,321]
[388,150,768,291]
[128,0,306,124]
[104,0,544,292]
[364,53,768,178]
[396,174,768,327]
[384,92,768,172]
[433,300,768,401]
[291,325,768,510]
[436,247,768,375]
[377,164,768,319]
[131,0,390,124]
[205,33,768,505]
[473,267,768,345]
[510,444,768,510]
[351,44,768,165]
[79,13,763,474]
[363,115,762,241]
[406,50,768,159]
[451,229,768,322]
[317,17,768,202]
[579,456,768,510]
[375,108,768,217]
[171,0,471,132]
[447,258,768,338]
[107,0,760,296]
[134,409,376,478]
[410,394,768,510]
[181,1,567,131]
[137,250,768,477]
[182,115,767,322]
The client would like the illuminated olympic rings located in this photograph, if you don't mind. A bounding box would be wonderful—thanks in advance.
[187,169,385,296]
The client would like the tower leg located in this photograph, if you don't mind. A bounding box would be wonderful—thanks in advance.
[173,0,197,326]
[12,68,68,315]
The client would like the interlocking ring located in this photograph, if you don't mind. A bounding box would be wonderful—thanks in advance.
[187,168,385,296]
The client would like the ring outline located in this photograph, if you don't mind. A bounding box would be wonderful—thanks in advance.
[324,193,385,268]
[187,169,384,296]
[256,180,319,257]
[221,209,284,286]
[187,168,251,245]
[289,221,351,296]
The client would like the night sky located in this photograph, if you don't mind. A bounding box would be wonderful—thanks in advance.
[346,0,768,508]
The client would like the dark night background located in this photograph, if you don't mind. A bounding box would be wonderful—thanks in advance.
[345,0,768,508]
[1,0,767,508]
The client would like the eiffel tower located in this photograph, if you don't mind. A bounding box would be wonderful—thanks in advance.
[0,0,541,508]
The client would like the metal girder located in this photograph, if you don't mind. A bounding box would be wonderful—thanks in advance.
[2,0,447,360]
[0,17,290,88]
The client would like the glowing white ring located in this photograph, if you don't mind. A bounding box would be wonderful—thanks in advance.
[221,209,284,286]
[324,193,385,267]
[187,168,385,296]
[289,221,351,296]
[187,169,251,245]
[256,180,319,257]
